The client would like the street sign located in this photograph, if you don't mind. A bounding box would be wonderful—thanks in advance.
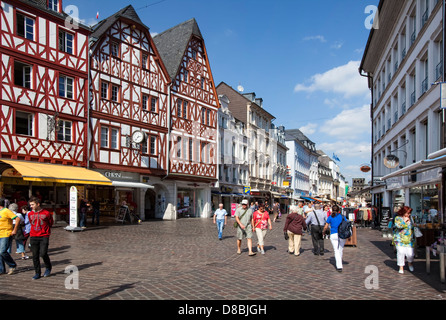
[243,186,251,194]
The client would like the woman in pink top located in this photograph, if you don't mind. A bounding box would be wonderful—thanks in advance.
[252,203,272,255]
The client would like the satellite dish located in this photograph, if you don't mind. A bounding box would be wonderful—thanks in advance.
[237,84,244,92]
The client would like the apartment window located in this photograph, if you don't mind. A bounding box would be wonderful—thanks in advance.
[201,77,205,89]
[150,136,157,155]
[421,0,429,29]
[48,0,59,11]
[192,50,197,59]
[57,120,72,142]
[206,109,211,126]
[142,94,149,111]
[421,58,429,95]
[110,42,119,58]
[101,82,109,100]
[100,127,108,148]
[59,30,74,54]
[15,111,33,136]
[16,13,35,41]
[182,100,187,119]
[59,75,74,99]
[151,97,158,113]
[101,126,119,149]
[177,99,182,118]
[14,61,32,89]
[111,85,119,102]
[189,138,193,161]
[181,70,188,82]
[142,54,148,69]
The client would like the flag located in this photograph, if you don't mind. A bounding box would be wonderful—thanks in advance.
[96,11,99,19]
[333,153,341,162]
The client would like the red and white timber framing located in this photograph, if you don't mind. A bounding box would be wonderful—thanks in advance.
[0,0,90,166]
[89,16,170,175]
[169,35,219,181]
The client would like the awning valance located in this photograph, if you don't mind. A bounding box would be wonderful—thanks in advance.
[111,181,154,189]
[0,159,112,186]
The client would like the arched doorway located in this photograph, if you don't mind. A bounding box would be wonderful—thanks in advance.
[144,189,156,219]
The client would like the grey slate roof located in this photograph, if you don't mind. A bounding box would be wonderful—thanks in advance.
[152,18,203,80]
[91,5,148,40]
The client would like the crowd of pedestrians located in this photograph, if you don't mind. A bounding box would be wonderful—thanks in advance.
[215,198,420,274]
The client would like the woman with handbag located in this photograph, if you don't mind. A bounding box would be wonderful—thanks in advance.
[393,206,416,274]
[283,205,307,256]
[252,203,272,255]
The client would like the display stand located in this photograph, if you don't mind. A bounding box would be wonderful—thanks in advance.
[344,226,357,247]
[116,205,130,224]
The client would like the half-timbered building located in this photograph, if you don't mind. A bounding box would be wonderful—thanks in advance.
[154,18,219,218]
[89,5,171,220]
[0,0,111,217]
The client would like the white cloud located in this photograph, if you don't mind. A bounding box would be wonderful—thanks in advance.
[299,123,317,135]
[294,60,369,98]
[303,35,327,43]
[318,140,371,161]
[320,105,371,139]
[331,41,344,50]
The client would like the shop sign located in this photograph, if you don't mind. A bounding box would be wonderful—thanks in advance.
[2,168,22,178]
[231,203,238,217]
[69,186,78,228]
[243,186,251,195]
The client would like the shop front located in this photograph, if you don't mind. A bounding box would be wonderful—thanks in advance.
[0,159,112,222]
[91,170,155,221]
[176,181,212,218]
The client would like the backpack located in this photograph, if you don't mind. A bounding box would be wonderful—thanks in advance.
[338,215,352,239]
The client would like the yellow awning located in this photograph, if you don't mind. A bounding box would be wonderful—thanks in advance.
[0,159,112,186]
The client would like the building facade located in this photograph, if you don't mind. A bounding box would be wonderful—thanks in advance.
[154,18,219,219]
[285,129,319,202]
[88,6,171,220]
[360,0,444,222]
[0,0,112,218]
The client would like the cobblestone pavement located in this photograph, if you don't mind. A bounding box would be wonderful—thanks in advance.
[1,215,446,302]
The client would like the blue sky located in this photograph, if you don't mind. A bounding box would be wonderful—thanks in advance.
[71,0,379,185]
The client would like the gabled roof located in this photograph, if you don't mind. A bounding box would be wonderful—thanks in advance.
[91,5,147,40]
[153,18,203,80]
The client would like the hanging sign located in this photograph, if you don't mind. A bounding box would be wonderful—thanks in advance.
[441,82,446,109]
[384,155,400,169]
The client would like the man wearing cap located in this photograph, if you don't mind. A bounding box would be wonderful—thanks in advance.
[235,199,255,256]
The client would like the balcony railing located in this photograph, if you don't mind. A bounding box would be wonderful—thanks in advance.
[410,30,416,47]
[394,110,399,123]
[402,47,406,60]
[421,9,429,29]
[394,60,399,73]
[401,101,406,115]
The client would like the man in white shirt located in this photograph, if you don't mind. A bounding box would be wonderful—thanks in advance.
[213,203,228,240]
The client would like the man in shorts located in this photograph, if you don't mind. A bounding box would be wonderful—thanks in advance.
[235,199,255,256]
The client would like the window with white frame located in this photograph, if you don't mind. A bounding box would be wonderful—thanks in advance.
[151,97,158,113]
[14,61,32,89]
[100,126,119,149]
[142,94,149,111]
[59,30,74,54]
[59,75,74,99]
[16,13,35,41]
[110,41,120,58]
[57,120,72,142]
[111,85,119,102]
[101,82,109,100]
[150,136,157,155]
[15,111,33,136]
[48,0,59,11]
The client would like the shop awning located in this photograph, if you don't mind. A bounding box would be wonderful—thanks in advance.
[112,181,154,189]
[0,159,112,186]
[381,155,446,180]
[300,196,320,202]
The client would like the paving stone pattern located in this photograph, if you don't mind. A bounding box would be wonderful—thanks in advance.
[1,216,446,300]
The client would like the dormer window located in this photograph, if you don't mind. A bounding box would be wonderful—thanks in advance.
[48,0,59,12]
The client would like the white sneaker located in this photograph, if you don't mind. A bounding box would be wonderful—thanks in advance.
[398,269,404,274]
[409,265,414,272]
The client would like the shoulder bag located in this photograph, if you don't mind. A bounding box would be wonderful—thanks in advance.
[234,209,249,228]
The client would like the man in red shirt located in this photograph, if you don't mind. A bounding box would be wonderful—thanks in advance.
[28,196,53,280]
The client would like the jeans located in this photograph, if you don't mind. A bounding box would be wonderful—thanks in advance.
[216,219,225,239]
[0,236,16,274]
[30,237,52,275]
[91,209,100,225]
[330,233,346,269]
